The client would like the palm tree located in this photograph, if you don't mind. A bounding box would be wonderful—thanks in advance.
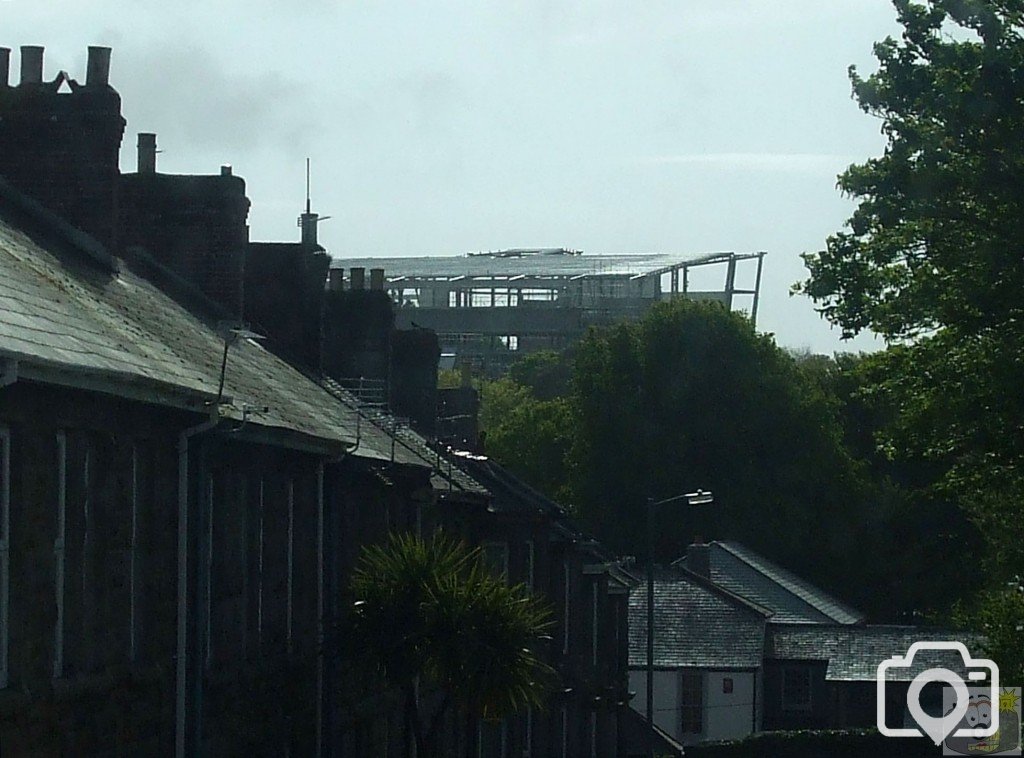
[345,532,555,757]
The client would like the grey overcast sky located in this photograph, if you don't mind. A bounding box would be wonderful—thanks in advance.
[3,1,902,353]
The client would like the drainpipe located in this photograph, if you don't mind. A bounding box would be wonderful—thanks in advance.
[176,412,220,758]
[315,459,325,757]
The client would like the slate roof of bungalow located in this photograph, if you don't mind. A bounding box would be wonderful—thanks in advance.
[0,178,453,472]
[766,623,985,682]
[628,566,770,670]
[674,541,865,625]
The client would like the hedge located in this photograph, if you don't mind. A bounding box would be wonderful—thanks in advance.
[685,728,940,758]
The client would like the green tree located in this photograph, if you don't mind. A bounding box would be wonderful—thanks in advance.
[568,300,878,610]
[345,533,554,757]
[796,0,1023,664]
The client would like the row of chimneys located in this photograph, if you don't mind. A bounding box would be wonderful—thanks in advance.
[327,267,385,292]
[0,45,112,88]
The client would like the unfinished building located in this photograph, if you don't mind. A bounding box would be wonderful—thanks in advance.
[331,249,765,372]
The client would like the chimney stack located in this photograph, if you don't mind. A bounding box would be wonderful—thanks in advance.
[300,212,319,248]
[220,164,232,176]
[328,268,344,292]
[686,541,711,579]
[369,267,385,291]
[0,48,10,88]
[137,133,157,174]
[86,46,111,87]
[350,267,365,290]
[20,46,43,85]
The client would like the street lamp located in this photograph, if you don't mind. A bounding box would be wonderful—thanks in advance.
[646,489,713,758]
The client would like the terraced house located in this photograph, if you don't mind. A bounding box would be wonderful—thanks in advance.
[0,44,637,755]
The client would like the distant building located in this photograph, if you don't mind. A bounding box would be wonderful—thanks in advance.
[332,249,765,373]
[629,541,981,746]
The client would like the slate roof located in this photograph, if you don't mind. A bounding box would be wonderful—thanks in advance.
[677,542,865,625]
[767,624,986,682]
[628,566,769,669]
[0,180,421,464]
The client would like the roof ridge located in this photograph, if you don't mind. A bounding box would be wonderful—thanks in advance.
[655,565,774,618]
[713,541,864,623]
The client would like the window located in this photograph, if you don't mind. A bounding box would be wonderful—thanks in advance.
[0,427,9,688]
[680,671,703,734]
[477,718,506,758]
[204,474,214,668]
[782,666,812,711]
[482,541,508,581]
[256,477,265,648]
[286,479,295,654]
[560,706,568,758]
[525,540,534,593]
[591,581,599,666]
[562,559,571,655]
[53,431,66,678]
[590,711,597,757]
[723,677,734,694]
[128,443,141,662]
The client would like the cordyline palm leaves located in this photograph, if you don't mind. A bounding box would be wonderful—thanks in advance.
[347,532,555,757]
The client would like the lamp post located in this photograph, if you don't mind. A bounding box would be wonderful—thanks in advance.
[646,489,713,758]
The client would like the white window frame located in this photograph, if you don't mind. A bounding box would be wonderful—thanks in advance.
[0,427,10,689]
[53,431,66,679]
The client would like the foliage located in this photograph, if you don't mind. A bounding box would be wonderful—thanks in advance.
[484,395,575,505]
[567,300,879,608]
[796,0,1024,660]
[507,349,575,400]
[345,532,554,756]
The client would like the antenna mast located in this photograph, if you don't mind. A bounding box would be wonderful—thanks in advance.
[305,157,311,214]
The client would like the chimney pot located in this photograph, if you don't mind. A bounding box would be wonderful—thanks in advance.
[370,267,385,291]
[350,267,365,291]
[0,47,10,87]
[220,165,232,176]
[20,46,44,85]
[137,133,157,174]
[328,268,344,292]
[86,46,111,87]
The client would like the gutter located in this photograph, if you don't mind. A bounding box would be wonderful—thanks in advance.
[176,410,220,758]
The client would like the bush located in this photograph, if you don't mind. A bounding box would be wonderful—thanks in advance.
[686,729,938,758]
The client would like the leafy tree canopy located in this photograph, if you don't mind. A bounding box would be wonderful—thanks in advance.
[797,0,1023,669]
[345,533,554,757]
